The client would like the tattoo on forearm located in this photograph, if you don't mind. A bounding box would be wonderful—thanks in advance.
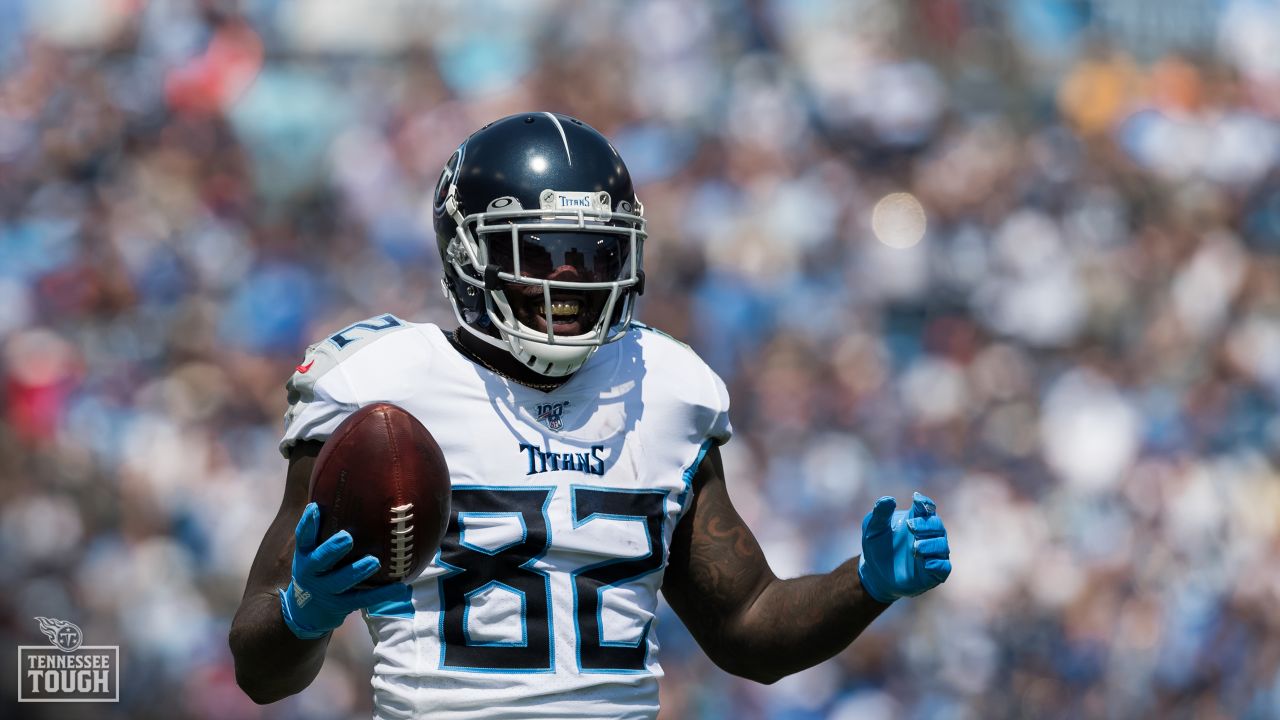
[664,447,887,682]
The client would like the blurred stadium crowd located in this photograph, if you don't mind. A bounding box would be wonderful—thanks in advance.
[3,0,1280,718]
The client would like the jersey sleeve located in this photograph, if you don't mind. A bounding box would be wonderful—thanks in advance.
[706,366,732,445]
[279,340,360,457]
[632,322,734,447]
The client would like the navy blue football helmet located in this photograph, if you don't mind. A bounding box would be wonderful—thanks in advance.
[433,112,646,377]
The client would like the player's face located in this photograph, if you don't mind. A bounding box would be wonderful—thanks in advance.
[487,232,628,337]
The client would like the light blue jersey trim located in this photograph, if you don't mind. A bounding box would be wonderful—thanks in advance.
[674,439,714,525]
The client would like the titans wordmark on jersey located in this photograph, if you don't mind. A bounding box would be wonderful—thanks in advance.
[280,316,731,720]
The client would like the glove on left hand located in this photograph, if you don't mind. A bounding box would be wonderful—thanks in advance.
[857,491,951,604]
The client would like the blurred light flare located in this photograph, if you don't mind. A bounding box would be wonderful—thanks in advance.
[871,192,927,248]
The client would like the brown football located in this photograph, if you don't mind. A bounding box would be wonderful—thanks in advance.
[308,402,450,587]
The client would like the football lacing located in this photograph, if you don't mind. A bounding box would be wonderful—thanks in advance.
[388,503,415,579]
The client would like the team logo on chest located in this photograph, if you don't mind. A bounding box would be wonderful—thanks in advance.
[531,401,569,432]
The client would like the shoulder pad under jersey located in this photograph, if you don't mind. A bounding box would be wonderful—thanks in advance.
[286,313,411,405]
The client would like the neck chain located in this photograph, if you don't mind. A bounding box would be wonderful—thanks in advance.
[446,331,566,393]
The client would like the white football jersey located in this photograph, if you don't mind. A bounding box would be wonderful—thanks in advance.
[279,315,731,720]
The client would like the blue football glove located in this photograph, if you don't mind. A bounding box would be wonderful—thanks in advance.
[279,503,409,640]
[857,492,952,604]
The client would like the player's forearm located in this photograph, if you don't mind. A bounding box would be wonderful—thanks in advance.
[229,442,327,703]
[724,556,887,683]
[229,590,330,704]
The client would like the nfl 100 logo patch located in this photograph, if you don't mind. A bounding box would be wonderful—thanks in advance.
[18,617,119,703]
[533,401,569,431]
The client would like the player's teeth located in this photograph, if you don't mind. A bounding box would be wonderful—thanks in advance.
[551,300,580,317]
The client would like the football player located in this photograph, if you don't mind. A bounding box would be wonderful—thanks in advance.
[229,113,951,719]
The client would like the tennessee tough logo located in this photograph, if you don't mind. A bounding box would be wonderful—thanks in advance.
[20,616,119,702]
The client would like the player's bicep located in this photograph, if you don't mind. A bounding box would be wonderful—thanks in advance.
[662,444,774,643]
[240,440,324,599]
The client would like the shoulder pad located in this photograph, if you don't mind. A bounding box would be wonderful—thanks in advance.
[323,313,410,352]
[286,314,410,405]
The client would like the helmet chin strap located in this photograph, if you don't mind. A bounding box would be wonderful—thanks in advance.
[449,302,595,379]
[478,273,600,377]
[507,334,597,377]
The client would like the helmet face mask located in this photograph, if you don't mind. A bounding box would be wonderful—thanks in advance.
[486,229,631,337]
[433,113,646,377]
